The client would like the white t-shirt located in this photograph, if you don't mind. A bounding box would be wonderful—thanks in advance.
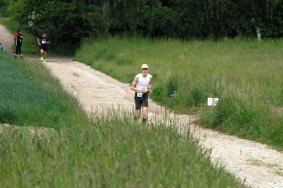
[135,73,152,93]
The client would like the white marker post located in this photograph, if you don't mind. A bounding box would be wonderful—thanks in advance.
[207,97,219,108]
[256,27,261,41]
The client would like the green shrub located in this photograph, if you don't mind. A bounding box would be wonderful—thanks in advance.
[190,86,206,107]
[152,86,165,102]
[166,76,178,98]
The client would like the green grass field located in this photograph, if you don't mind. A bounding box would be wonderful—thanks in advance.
[75,36,283,150]
[0,52,244,187]
[0,52,89,128]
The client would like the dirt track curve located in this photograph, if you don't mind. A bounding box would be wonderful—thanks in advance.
[1,25,283,188]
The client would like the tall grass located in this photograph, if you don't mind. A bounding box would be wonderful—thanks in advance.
[0,45,244,187]
[0,52,89,128]
[75,37,283,149]
[0,113,244,188]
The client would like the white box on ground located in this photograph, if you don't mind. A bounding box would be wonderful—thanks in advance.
[207,97,219,106]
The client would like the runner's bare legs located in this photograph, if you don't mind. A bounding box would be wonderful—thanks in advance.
[135,107,148,120]
[40,49,47,60]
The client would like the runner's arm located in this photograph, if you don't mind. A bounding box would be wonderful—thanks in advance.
[46,38,50,44]
[130,76,139,92]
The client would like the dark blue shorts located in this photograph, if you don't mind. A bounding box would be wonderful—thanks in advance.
[134,92,148,110]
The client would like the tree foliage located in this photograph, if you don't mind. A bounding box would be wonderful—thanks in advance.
[2,0,282,51]
[0,0,9,16]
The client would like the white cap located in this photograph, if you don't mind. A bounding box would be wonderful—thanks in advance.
[141,64,149,69]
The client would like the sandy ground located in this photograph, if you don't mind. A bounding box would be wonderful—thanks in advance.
[0,25,14,53]
[1,25,283,188]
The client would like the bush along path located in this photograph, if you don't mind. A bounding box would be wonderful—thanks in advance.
[1,24,283,188]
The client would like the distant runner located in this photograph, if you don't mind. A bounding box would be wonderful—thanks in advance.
[37,32,49,63]
[0,42,3,51]
[130,64,153,123]
[14,29,23,56]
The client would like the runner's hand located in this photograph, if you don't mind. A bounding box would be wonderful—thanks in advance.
[139,87,146,93]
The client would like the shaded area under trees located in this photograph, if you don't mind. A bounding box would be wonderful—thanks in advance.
[2,0,282,53]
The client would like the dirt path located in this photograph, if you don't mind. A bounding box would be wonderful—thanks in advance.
[1,25,283,188]
[0,25,14,53]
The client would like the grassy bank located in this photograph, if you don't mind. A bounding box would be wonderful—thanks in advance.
[0,53,244,187]
[75,37,283,149]
[0,115,244,188]
[0,52,89,128]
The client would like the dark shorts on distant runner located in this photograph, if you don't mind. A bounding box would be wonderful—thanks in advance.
[134,92,148,110]
[40,45,48,52]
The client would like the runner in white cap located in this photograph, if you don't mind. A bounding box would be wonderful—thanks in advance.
[130,64,153,123]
